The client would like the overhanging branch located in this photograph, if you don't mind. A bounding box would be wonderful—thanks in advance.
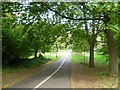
[48,8,103,21]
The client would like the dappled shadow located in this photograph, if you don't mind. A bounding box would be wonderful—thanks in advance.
[71,64,118,88]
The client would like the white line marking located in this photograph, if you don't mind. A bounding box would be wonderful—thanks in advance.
[32,54,68,90]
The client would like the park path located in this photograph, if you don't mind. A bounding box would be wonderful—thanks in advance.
[7,51,72,88]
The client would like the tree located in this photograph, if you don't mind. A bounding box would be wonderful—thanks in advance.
[2,2,119,74]
[44,2,118,73]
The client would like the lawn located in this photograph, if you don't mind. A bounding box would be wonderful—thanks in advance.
[72,51,109,67]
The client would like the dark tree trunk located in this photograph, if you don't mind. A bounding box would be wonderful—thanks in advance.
[87,20,96,67]
[103,13,118,74]
[105,30,118,74]
[34,49,38,58]
[89,43,94,67]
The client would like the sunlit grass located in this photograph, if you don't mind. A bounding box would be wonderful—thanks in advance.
[72,52,109,67]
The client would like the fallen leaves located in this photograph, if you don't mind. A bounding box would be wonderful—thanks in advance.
[71,63,118,88]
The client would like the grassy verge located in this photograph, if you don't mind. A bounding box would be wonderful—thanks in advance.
[2,52,62,75]
[72,52,109,67]
[71,52,118,88]
[72,51,109,76]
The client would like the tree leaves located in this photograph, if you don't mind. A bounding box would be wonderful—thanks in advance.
[2,2,119,67]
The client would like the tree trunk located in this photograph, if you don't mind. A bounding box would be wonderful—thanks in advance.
[34,49,38,58]
[89,20,96,67]
[89,44,94,67]
[105,30,118,74]
[103,13,118,74]
[84,50,85,60]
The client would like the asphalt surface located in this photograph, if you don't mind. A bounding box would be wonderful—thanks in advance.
[7,51,72,89]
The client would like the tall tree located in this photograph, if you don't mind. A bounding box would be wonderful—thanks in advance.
[44,2,118,73]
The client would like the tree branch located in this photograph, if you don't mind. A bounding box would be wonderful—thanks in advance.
[10,22,17,29]
[48,8,103,21]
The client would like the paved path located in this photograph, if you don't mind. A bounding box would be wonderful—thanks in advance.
[7,51,72,89]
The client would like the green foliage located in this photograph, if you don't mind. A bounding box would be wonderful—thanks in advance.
[2,2,69,66]
[2,2,119,71]
[2,17,32,65]
[71,28,89,52]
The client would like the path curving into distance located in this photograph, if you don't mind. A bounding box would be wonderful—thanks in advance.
[7,51,72,89]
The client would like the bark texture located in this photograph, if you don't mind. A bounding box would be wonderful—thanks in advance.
[105,30,118,74]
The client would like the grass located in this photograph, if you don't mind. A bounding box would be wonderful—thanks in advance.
[72,52,109,67]
[2,52,62,75]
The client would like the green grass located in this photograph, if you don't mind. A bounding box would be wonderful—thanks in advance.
[2,52,62,75]
[72,52,109,67]
[72,54,85,61]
